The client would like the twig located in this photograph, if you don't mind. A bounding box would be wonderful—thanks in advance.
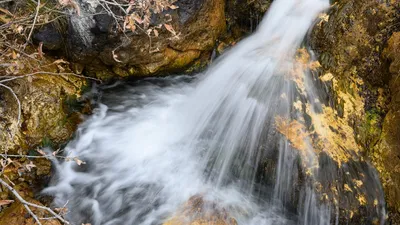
[0,178,70,224]
[0,83,21,125]
[0,153,67,160]
[24,0,41,49]
[0,71,102,83]
[23,203,43,225]
[2,42,40,61]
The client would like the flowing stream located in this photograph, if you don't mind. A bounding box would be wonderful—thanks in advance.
[45,0,386,224]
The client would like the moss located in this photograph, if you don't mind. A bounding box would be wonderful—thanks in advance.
[357,109,382,150]
[112,66,130,77]
[40,136,54,148]
[169,50,201,70]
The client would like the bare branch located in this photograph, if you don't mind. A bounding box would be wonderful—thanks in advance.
[23,203,43,225]
[24,0,41,48]
[0,153,68,160]
[0,83,21,125]
[0,178,70,224]
[0,71,102,83]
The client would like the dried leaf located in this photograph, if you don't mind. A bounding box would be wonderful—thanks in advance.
[132,14,143,24]
[0,200,14,206]
[37,149,46,156]
[73,157,86,166]
[58,0,81,16]
[164,24,176,36]
[11,51,17,59]
[153,29,159,37]
[52,149,60,156]
[25,161,36,172]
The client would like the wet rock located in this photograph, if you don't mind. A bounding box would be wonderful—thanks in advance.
[226,0,272,37]
[0,55,88,220]
[0,70,86,153]
[65,0,226,78]
[163,195,237,225]
[93,14,113,34]
[33,24,63,51]
[371,32,400,221]
[310,0,400,221]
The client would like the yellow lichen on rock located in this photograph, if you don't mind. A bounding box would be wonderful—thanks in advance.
[275,116,310,152]
[307,104,361,166]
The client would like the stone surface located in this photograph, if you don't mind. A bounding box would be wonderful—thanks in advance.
[0,200,61,225]
[163,195,237,225]
[311,0,400,221]
[371,32,400,219]
[33,24,64,51]
[65,0,226,78]
[0,55,88,223]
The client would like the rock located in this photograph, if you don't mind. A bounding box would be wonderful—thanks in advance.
[226,0,272,37]
[0,54,88,221]
[0,200,61,225]
[371,32,400,221]
[163,195,237,225]
[33,24,63,51]
[93,14,113,34]
[0,68,86,153]
[65,0,226,78]
[310,0,400,222]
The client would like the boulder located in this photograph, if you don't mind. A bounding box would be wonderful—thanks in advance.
[310,0,400,222]
[65,0,226,78]
[163,195,237,225]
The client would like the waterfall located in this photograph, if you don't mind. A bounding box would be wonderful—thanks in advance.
[44,0,386,224]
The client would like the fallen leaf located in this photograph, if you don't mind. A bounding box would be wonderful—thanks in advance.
[25,161,36,172]
[73,157,86,166]
[37,149,46,156]
[164,24,176,36]
[0,200,14,206]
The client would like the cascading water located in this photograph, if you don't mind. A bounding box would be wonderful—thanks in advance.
[44,0,387,224]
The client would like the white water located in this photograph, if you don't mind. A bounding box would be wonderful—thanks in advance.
[44,0,386,224]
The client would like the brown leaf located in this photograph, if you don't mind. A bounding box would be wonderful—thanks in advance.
[132,14,143,24]
[11,51,17,59]
[59,0,80,16]
[168,5,178,9]
[25,161,36,172]
[164,24,176,36]
[0,200,14,206]
[153,29,159,37]
[37,149,46,156]
[73,157,86,166]
[52,149,61,156]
